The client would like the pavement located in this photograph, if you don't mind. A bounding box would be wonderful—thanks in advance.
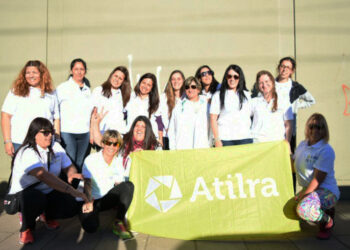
[0,201,349,250]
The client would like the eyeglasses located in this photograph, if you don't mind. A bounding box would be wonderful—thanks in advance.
[308,124,323,130]
[200,70,214,77]
[279,65,293,70]
[226,74,239,80]
[185,85,197,90]
[104,141,119,147]
[39,130,54,136]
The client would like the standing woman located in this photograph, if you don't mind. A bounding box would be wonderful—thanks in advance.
[210,65,252,147]
[251,70,293,144]
[56,58,93,171]
[1,60,60,156]
[294,113,339,240]
[195,65,220,101]
[275,57,316,152]
[159,70,185,149]
[91,66,131,135]
[125,73,162,141]
[168,76,209,150]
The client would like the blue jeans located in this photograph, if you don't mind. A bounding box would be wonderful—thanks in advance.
[221,138,253,146]
[60,132,90,172]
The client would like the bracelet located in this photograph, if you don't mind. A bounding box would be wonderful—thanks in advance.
[4,140,12,144]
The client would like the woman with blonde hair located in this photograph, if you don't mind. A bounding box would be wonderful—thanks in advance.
[251,70,293,143]
[294,113,339,240]
[159,70,185,149]
[1,60,60,156]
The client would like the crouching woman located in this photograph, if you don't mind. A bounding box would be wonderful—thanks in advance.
[79,130,134,240]
[7,117,87,244]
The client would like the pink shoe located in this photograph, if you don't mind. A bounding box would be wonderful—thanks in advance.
[317,217,333,240]
[19,229,34,244]
[39,214,60,230]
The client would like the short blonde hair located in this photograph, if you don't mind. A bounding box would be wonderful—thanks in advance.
[184,76,202,92]
[305,113,329,143]
[101,130,123,146]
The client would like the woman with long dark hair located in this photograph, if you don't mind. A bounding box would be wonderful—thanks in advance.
[210,65,252,147]
[195,65,220,101]
[125,73,162,141]
[1,60,59,156]
[8,117,87,244]
[294,113,339,240]
[251,70,293,144]
[159,70,185,149]
[56,58,93,171]
[91,66,131,135]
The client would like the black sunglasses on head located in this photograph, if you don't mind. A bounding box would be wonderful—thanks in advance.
[200,70,214,77]
[185,85,197,90]
[39,130,54,136]
[104,141,119,147]
[226,74,239,80]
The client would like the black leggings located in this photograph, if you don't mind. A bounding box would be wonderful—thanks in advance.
[79,181,134,233]
[19,188,79,232]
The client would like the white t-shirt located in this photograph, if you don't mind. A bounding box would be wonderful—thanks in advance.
[210,90,252,140]
[91,86,127,134]
[1,88,59,144]
[275,79,292,105]
[9,142,72,194]
[294,140,340,199]
[251,96,293,143]
[56,77,93,134]
[82,151,125,199]
[159,93,181,137]
[125,92,160,138]
[168,96,209,150]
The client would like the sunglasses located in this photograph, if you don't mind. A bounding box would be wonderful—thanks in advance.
[185,85,197,90]
[104,141,119,147]
[308,124,323,130]
[39,130,54,136]
[200,70,214,77]
[226,74,239,80]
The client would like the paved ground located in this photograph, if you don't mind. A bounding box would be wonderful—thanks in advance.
[0,201,349,250]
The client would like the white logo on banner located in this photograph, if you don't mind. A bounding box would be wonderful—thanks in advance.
[145,176,182,213]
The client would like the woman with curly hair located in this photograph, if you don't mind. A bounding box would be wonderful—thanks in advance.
[195,65,221,101]
[1,60,60,156]
[125,73,163,142]
[159,70,185,149]
[91,66,131,136]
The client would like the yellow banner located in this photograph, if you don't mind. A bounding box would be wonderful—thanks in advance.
[128,141,300,240]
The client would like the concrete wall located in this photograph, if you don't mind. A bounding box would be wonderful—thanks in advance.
[0,0,349,194]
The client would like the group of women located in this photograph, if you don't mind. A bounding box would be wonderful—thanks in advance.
[1,56,339,244]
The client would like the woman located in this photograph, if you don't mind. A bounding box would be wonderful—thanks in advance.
[294,113,339,240]
[194,65,220,101]
[168,76,209,150]
[79,130,134,240]
[275,57,316,153]
[8,117,87,244]
[210,65,252,147]
[251,70,293,144]
[125,73,162,141]
[1,60,60,156]
[91,111,160,178]
[56,58,93,171]
[159,70,185,149]
[91,66,131,135]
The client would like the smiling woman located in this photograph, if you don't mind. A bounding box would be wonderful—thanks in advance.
[1,60,60,157]
[56,58,93,172]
